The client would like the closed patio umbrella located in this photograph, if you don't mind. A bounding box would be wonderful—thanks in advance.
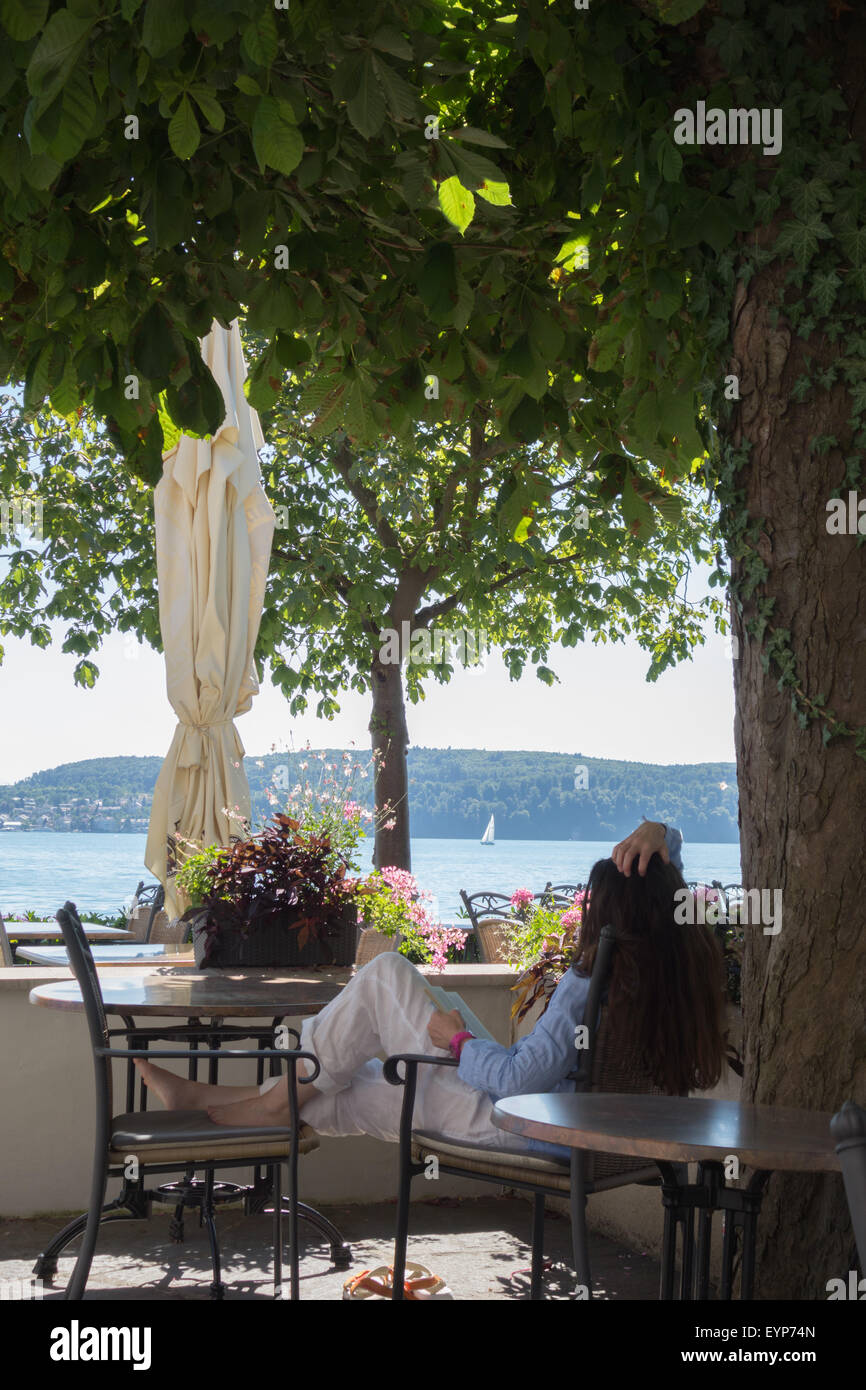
[145,319,275,919]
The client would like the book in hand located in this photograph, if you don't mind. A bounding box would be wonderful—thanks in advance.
[423,984,495,1044]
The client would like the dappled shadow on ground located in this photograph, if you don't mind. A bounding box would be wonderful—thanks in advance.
[1,1195,660,1301]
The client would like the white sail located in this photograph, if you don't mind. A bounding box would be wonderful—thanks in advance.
[481,814,495,844]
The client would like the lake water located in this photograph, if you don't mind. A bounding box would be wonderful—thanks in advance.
[0,831,742,921]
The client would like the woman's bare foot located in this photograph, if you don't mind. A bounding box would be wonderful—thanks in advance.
[206,1067,320,1127]
[207,1087,290,1128]
[135,1059,315,1125]
[133,1059,209,1110]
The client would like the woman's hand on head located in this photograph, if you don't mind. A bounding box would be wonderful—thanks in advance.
[612,822,669,877]
[427,1007,466,1051]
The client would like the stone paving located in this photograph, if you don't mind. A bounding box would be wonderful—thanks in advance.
[0,1195,660,1300]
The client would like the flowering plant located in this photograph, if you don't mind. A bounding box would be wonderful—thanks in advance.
[180,813,360,964]
[509,887,534,915]
[356,866,465,971]
[262,744,381,875]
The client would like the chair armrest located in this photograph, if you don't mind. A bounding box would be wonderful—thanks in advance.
[95,1045,319,1083]
[97,1047,318,1128]
[105,1030,303,1111]
[106,1023,300,1045]
[383,1053,458,1085]
[384,1055,459,1156]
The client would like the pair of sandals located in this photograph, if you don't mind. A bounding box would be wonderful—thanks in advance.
[343,1261,453,1300]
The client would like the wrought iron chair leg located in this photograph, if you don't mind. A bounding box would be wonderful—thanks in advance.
[272,1163,283,1301]
[34,1197,136,1279]
[65,1149,110,1301]
[202,1170,224,1300]
[287,1140,300,1302]
[659,1210,676,1300]
[391,1060,420,1301]
[530,1192,546,1300]
[570,1151,593,1299]
[391,1165,412,1300]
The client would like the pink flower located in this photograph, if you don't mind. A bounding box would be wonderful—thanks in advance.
[695,884,720,904]
[343,800,361,821]
[510,887,534,909]
[381,867,417,901]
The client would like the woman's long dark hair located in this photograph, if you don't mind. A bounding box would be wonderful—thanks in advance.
[572,855,725,1094]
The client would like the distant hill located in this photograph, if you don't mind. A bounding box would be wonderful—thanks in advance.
[0,749,739,842]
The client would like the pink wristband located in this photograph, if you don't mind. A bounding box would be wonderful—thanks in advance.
[449,1030,474,1060]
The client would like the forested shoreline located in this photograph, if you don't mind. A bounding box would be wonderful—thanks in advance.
[1,749,738,843]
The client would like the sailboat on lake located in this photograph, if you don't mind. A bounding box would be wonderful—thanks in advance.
[481,814,495,845]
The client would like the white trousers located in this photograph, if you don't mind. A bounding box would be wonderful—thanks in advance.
[262,951,525,1149]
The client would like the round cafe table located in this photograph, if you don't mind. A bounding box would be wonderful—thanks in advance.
[16,943,194,966]
[29,963,348,1018]
[30,963,349,1112]
[29,965,353,1281]
[8,923,133,944]
[493,1093,840,1300]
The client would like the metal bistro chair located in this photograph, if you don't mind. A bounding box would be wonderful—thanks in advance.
[831,1099,866,1274]
[354,926,401,970]
[42,902,320,1301]
[459,889,512,927]
[541,882,585,905]
[384,924,688,1301]
[146,909,190,947]
[459,889,512,964]
[127,883,190,945]
[460,886,585,965]
[124,881,165,942]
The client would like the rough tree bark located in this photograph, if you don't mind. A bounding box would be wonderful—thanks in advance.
[729,222,866,1293]
[368,563,433,870]
[369,647,412,871]
[365,418,487,871]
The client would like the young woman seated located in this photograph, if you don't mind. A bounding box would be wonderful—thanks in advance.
[135,820,726,1154]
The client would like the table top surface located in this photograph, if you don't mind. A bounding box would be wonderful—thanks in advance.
[8,924,134,942]
[29,964,350,1016]
[493,1093,841,1173]
[16,944,194,966]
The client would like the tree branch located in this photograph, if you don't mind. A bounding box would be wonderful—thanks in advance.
[329,436,405,554]
[415,543,592,628]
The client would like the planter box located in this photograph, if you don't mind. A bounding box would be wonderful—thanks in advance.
[194,906,358,969]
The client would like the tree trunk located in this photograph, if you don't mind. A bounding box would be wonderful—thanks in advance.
[369,649,412,871]
[730,247,866,1296]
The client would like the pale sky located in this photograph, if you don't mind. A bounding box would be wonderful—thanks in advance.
[0,614,736,784]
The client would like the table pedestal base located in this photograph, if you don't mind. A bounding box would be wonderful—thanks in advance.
[657,1161,770,1300]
